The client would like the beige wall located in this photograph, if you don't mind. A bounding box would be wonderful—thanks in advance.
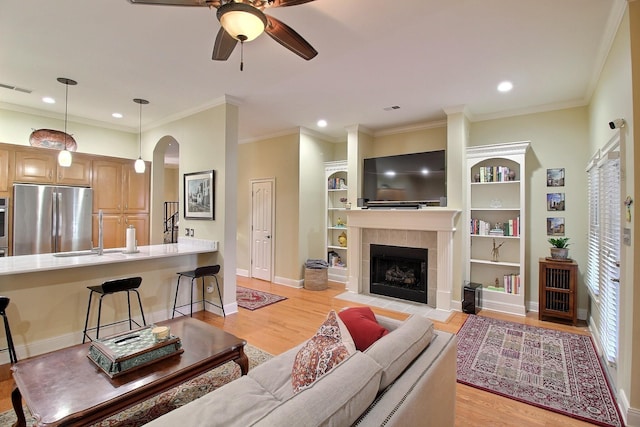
[372,126,447,157]
[237,133,300,281]
[299,132,334,275]
[0,108,137,158]
[163,167,179,203]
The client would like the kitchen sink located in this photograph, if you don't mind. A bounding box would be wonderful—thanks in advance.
[53,248,123,257]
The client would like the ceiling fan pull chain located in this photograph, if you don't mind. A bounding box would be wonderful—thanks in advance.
[240,40,244,71]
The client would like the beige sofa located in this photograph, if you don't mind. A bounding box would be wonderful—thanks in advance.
[145,313,458,427]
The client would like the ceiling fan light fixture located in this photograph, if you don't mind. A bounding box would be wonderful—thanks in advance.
[217,2,267,42]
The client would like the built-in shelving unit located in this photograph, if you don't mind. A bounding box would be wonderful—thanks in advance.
[325,161,348,283]
[465,141,530,316]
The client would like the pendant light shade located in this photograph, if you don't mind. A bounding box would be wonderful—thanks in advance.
[133,98,149,174]
[217,2,267,42]
[57,77,77,167]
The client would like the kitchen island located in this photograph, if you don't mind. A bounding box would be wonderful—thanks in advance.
[0,238,222,362]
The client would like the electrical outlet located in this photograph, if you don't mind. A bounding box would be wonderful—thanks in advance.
[190,228,194,237]
[184,227,190,236]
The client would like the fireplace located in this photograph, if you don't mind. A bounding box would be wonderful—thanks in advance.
[370,244,428,304]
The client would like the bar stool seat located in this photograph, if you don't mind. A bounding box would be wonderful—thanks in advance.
[0,296,17,363]
[82,277,146,343]
[172,265,225,318]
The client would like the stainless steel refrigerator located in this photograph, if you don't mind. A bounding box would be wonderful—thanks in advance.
[13,184,93,255]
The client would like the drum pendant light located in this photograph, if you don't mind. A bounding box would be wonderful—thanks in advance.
[133,98,149,174]
[57,77,77,167]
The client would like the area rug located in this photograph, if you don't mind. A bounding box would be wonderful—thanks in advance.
[236,286,287,311]
[0,344,272,427]
[456,315,623,427]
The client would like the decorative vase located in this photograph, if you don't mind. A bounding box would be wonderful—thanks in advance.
[550,247,569,259]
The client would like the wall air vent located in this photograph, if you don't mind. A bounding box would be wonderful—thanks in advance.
[0,83,32,93]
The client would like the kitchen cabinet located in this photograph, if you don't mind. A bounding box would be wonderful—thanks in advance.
[92,160,150,213]
[92,159,150,248]
[0,148,13,195]
[92,213,149,249]
[14,148,91,186]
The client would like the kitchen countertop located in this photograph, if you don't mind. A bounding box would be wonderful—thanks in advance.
[0,238,218,276]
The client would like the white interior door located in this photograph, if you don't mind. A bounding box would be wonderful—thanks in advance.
[251,180,274,281]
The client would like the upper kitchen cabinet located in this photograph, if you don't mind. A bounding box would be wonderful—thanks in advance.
[123,162,150,213]
[14,147,91,186]
[92,159,150,214]
[0,147,14,195]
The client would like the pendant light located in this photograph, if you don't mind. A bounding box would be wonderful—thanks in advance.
[57,77,77,167]
[133,98,149,174]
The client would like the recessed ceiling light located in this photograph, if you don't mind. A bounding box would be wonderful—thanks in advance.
[112,112,123,119]
[42,97,55,104]
[497,81,513,92]
[317,119,327,128]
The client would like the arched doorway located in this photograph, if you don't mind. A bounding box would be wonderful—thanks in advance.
[151,136,180,244]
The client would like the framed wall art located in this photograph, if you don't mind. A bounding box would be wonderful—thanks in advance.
[546,168,565,187]
[546,217,565,236]
[184,170,214,220]
[547,193,565,211]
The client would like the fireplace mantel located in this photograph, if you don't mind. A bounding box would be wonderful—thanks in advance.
[346,208,461,312]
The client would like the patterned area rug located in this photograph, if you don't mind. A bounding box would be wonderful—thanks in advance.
[0,344,271,427]
[457,315,622,427]
[237,286,287,310]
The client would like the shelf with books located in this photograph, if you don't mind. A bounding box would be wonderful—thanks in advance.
[466,141,529,316]
[326,161,348,283]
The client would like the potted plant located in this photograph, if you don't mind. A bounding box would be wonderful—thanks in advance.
[548,237,570,259]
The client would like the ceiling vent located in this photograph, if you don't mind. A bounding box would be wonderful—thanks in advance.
[0,82,32,94]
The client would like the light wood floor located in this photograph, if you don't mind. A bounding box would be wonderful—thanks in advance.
[0,276,596,426]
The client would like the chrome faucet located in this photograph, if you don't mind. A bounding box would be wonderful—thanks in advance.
[92,209,104,255]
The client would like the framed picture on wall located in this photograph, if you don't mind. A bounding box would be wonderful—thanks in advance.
[184,170,214,220]
[546,168,565,187]
[546,217,565,236]
[547,193,565,211]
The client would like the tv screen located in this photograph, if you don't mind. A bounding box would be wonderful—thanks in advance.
[362,150,446,205]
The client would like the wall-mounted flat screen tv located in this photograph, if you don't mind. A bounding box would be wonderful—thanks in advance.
[362,150,446,206]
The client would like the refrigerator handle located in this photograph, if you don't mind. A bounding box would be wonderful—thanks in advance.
[52,191,59,252]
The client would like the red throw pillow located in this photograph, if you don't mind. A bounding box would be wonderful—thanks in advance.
[338,307,389,351]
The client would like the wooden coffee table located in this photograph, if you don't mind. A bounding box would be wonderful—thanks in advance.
[11,317,248,426]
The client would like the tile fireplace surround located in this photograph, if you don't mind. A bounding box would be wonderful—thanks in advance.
[346,208,461,313]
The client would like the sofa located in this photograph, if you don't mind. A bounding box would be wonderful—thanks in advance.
[145,311,458,427]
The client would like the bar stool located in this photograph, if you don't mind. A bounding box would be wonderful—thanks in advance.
[0,296,17,363]
[82,277,146,343]
[172,265,225,318]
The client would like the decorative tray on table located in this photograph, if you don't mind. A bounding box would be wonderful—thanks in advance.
[88,325,183,378]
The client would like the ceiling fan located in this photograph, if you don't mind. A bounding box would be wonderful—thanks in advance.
[129,0,318,67]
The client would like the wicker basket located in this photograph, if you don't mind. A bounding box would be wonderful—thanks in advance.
[304,267,328,291]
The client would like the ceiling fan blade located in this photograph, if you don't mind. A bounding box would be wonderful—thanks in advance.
[268,0,316,7]
[212,27,238,61]
[264,15,317,60]
[128,0,217,6]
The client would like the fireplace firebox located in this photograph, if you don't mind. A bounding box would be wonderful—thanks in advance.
[370,244,428,304]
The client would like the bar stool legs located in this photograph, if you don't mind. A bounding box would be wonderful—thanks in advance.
[82,277,146,343]
[0,296,17,364]
[172,265,225,318]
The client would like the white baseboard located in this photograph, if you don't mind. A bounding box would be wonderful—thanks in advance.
[274,276,303,288]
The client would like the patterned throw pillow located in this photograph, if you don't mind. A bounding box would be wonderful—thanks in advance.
[291,310,354,394]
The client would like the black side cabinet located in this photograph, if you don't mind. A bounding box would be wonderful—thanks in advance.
[463,282,482,314]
